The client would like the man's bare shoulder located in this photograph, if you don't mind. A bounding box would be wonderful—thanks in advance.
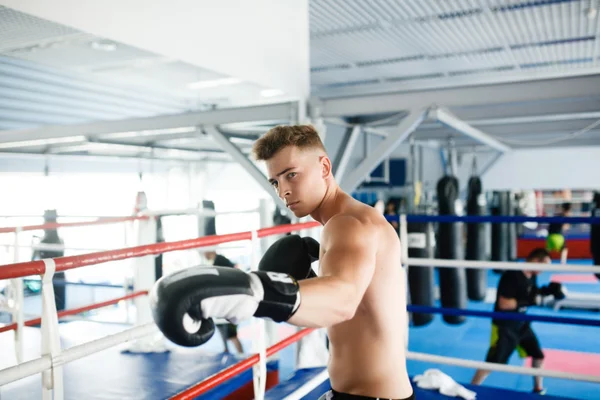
[322,213,374,244]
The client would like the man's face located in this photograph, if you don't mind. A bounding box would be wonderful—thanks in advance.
[531,256,552,275]
[266,146,328,218]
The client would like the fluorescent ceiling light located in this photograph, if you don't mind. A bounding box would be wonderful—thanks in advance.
[260,89,284,97]
[99,127,197,140]
[90,40,117,52]
[189,78,242,90]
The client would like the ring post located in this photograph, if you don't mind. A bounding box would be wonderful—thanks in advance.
[258,199,281,363]
[10,226,25,364]
[400,214,409,266]
[124,216,167,353]
[40,259,64,400]
[250,229,267,400]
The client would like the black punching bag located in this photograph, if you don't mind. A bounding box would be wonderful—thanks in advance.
[465,177,487,301]
[407,221,435,326]
[200,200,217,236]
[507,192,517,261]
[436,176,467,324]
[33,210,66,311]
[491,191,509,273]
[155,216,164,280]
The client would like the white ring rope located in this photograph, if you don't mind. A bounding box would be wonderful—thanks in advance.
[406,351,600,383]
[0,323,158,386]
[139,207,260,217]
[407,257,600,274]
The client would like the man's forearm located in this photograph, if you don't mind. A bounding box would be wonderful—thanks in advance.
[287,277,358,328]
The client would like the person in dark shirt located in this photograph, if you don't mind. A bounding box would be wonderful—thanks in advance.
[204,250,245,354]
[471,248,567,395]
[546,202,572,264]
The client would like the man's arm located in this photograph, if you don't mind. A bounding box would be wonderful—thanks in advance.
[497,296,517,310]
[288,216,376,328]
[496,274,518,310]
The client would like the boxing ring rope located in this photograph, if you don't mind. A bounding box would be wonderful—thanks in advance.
[405,351,600,383]
[395,214,600,224]
[169,328,316,400]
[407,257,600,273]
[0,219,320,400]
[0,216,149,234]
[0,214,149,365]
[0,291,147,334]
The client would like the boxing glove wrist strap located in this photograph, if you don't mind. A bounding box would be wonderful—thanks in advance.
[251,271,301,322]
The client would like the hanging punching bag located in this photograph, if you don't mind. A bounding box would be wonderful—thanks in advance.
[491,191,509,272]
[33,210,66,311]
[155,216,165,280]
[436,176,467,324]
[199,200,217,236]
[407,221,435,326]
[591,192,600,278]
[465,177,487,301]
[507,192,517,261]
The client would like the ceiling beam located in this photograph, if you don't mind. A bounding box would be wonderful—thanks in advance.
[431,108,511,153]
[314,74,600,118]
[333,125,361,182]
[0,101,299,144]
[203,125,290,215]
[340,109,427,193]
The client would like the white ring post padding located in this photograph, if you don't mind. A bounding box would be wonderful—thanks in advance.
[41,258,64,400]
[126,217,167,353]
[407,257,600,274]
[399,214,409,267]
[11,227,25,365]
[0,323,159,386]
[250,229,267,400]
[282,369,330,400]
[407,351,600,383]
[399,214,410,350]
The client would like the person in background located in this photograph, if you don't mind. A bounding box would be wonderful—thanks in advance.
[203,250,245,354]
[471,248,567,395]
[385,199,400,231]
[546,202,572,264]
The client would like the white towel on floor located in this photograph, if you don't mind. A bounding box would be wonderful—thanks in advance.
[413,369,477,400]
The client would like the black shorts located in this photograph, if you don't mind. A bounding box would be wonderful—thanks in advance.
[485,323,544,364]
[318,388,415,400]
[217,323,238,339]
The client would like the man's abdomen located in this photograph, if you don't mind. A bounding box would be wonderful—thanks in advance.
[327,321,412,398]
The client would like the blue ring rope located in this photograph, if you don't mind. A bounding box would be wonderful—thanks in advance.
[407,305,600,327]
[385,214,600,224]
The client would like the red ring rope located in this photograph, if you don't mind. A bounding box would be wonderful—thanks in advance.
[0,291,147,334]
[170,327,316,400]
[0,221,320,280]
[0,216,149,234]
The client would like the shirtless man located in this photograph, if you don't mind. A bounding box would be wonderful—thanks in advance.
[149,125,414,399]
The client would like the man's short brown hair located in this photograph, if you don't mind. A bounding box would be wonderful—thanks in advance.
[252,124,326,161]
[526,247,551,262]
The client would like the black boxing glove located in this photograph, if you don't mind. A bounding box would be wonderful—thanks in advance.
[150,266,300,347]
[259,234,319,279]
[540,282,568,300]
